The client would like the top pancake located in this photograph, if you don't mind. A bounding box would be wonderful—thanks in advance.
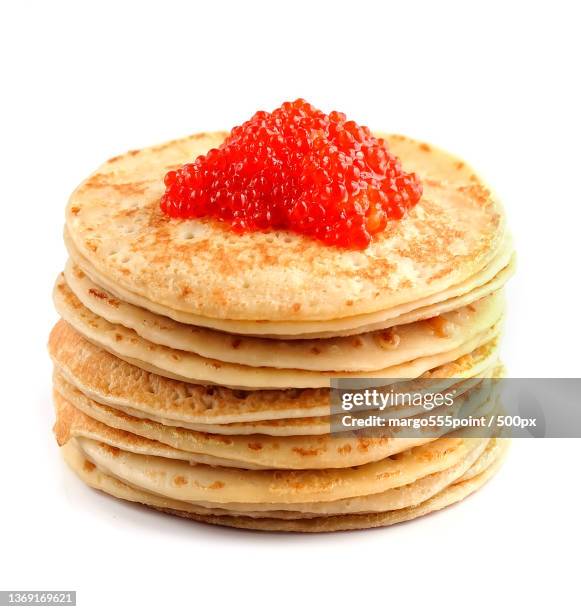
[65,132,505,322]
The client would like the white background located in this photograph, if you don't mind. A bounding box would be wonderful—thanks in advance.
[1,1,580,610]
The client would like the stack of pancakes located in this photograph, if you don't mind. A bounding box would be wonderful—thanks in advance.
[49,133,514,532]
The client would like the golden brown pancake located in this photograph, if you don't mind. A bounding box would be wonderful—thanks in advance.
[64,258,514,369]
[53,378,497,470]
[65,133,505,324]
[61,437,508,531]
[49,321,502,429]
[53,277,504,389]
[65,232,514,338]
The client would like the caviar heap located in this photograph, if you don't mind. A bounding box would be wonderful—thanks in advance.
[161,99,422,249]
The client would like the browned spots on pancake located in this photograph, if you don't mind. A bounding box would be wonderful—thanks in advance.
[83,460,96,472]
[88,287,120,307]
[145,204,171,228]
[375,329,401,350]
[109,182,146,195]
[292,303,301,313]
[419,143,431,152]
[231,338,242,349]
[248,442,263,451]
[208,481,225,490]
[287,481,306,491]
[357,439,372,452]
[112,409,141,424]
[210,287,228,309]
[180,285,192,297]
[338,444,352,455]
[71,206,81,215]
[73,267,85,279]
[345,299,354,306]
[115,333,123,342]
[292,447,321,457]
[100,443,120,457]
[426,315,452,338]
[173,475,188,486]
[115,207,144,222]
[85,240,98,252]
[392,221,457,265]
[443,362,462,376]
[129,149,139,156]
[426,265,455,283]
[350,337,363,348]
[456,161,465,170]
[88,287,108,300]
[458,183,492,205]
[310,346,321,355]
[84,173,148,196]
[376,470,402,481]
[421,442,461,463]
[418,449,440,462]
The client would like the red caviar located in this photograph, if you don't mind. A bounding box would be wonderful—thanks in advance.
[161,99,422,249]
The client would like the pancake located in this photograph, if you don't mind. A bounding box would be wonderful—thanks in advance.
[75,432,484,504]
[53,278,504,388]
[62,437,498,516]
[54,364,496,437]
[53,376,497,469]
[62,438,508,530]
[170,440,495,517]
[457,436,506,482]
[56,368,498,437]
[64,257,514,369]
[66,231,514,338]
[53,121,513,533]
[49,321,501,430]
[53,391,264,470]
[64,132,505,324]
[156,456,506,532]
